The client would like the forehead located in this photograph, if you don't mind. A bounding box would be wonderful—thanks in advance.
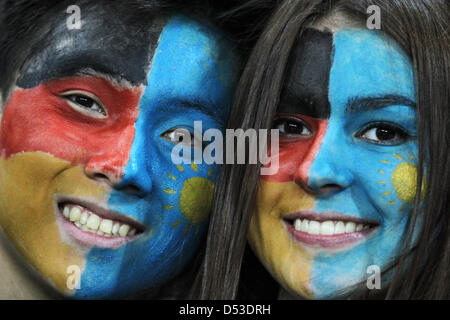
[280,28,415,117]
[330,29,415,107]
[16,5,232,90]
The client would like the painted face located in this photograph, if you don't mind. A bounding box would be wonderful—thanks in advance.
[0,8,240,298]
[248,28,420,298]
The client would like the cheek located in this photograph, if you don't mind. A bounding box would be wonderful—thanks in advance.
[0,85,142,177]
[263,119,327,183]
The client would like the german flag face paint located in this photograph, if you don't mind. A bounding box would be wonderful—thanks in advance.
[0,11,240,298]
[248,28,420,299]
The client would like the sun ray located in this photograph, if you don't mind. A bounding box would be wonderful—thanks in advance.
[184,224,191,234]
[176,165,184,172]
[378,170,385,174]
[164,188,177,194]
[382,190,391,196]
[380,160,390,164]
[171,220,181,227]
[398,204,405,212]
[377,181,386,184]
[208,168,213,177]
[388,200,396,205]
[190,162,198,172]
[393,154,403,160]
[409,155,414,160]
[163,205,174,210]
[167,173,177,180]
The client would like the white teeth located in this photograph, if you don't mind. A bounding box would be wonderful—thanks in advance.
[62,204,139,238]
[335,221,345,234]
[294,219,302,231]
[292,218,372,236]
[309,221,321,235]
[300,220,309,232]
[80,212,88,225]
[119,224,130,237]
[87,214,100,231]
[112,223,120,236]
[100,219,113,234]
[63,206,70,218]
[345,222,356,233]
[320,221,335,235]
[69,207,81,222]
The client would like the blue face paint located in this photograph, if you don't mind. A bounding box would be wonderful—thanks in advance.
[308,29,418,298]
[75,15,240,298]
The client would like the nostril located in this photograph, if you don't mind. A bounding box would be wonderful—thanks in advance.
[319,184,342,194]
[92,173,110,181]
[120,184,142,195]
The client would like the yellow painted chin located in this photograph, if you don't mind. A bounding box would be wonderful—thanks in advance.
[0,152,106,294]
[248,179,316,298]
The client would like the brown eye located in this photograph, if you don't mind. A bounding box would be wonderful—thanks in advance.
[60,91,107,118]
[357,123,409,145]
[161,128,204,149]
[273,118,313,137]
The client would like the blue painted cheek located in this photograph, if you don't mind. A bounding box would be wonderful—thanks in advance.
[75,15,239,299]
[308,30,417,298]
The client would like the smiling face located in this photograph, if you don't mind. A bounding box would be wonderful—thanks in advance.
[248,26,420,298]
[0,7,240,298]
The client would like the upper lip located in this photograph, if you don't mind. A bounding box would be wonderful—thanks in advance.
[56,195,147,232]
[283,211,379,226]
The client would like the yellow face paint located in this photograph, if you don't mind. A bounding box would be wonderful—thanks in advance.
[0,152,106,294]
[248,180,316,298]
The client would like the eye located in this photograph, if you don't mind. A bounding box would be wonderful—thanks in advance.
[356,123,410,145]
[60,91,107,118]
[161,127,203,149]
[272,117,313,137]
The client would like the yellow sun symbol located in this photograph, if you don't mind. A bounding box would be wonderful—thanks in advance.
[163,163,215,235]
[377,154,426,212]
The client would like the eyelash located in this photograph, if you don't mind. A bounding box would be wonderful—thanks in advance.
[355,122,411,145]
[160,127,205,149]
[272,117,313,137]
[60,91,107,118]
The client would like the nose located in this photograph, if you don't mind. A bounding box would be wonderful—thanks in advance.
[84,138,153,197]
[294,132,353,197]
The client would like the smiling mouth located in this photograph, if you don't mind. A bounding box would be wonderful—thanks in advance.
[283,212,379,249]
[56,198,147,248]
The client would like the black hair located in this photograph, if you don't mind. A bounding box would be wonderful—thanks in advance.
[196,0,450,299]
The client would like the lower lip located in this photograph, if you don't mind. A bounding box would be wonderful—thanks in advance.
[285,222,377,249]
[57,210,137,249]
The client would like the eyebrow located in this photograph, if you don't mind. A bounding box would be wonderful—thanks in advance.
[180,100,225,127]
[346,95,416,113]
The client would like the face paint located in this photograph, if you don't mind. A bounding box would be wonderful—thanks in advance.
[249,28,418,298]
[0,10,240,298]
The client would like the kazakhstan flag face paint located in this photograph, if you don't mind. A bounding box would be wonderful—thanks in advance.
[249,27,419,299]
[0,10,240,298]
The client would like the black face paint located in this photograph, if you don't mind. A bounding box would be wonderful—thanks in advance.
[278,28,333,119]
[17,5,165,89]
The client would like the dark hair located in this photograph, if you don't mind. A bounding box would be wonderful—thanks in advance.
[0,0,257,101]
[196,0,450,299]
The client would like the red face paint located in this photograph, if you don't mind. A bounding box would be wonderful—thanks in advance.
[0,77,143,179]
[262,114,328,184]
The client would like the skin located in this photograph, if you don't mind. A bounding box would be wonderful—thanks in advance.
[0,7,240,299]
[248,25,420,299]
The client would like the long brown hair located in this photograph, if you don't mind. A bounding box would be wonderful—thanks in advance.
[195,0,450,299]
